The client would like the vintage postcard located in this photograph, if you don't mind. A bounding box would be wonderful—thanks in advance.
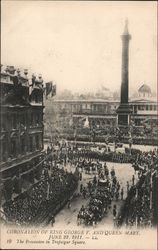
[0,1,157,250]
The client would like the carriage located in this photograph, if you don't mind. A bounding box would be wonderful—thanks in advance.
[78,179,112,225]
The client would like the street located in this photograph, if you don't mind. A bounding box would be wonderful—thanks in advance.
[53,162,136,228]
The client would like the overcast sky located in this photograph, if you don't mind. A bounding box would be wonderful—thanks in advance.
[1,1,157,94]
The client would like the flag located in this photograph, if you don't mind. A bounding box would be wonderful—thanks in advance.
[46,81,53,97]
[51,84,56,97]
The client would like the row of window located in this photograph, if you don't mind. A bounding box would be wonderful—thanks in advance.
[1,112,42,130]
[1,134,42,161]
[55,103,157,113]
[56,103,111,110]
[67,104,157,112]
[136,105,157,111]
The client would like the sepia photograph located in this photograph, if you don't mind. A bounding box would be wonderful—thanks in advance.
[0,1,157,249]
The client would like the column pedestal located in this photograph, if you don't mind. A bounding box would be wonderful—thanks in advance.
[117,103,132,127]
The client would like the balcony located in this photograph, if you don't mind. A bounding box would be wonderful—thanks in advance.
[0,150,44,172]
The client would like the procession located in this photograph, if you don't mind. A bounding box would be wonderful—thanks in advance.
[47,140,158,228]
[1,136,157,229]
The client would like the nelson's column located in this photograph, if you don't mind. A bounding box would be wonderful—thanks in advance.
[117,20,132,126]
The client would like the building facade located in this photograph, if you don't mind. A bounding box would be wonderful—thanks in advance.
[0,65,44,203]
[44,88,157,145]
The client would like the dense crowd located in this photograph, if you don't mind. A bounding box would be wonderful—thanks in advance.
[2,139,157,228]
[46,140,157,228]
[67,144,133,164]
[117,149,158,228]
[3,162,78,226]
[54,123,157,146]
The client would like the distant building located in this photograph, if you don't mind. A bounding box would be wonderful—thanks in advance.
[44,87,157,145]
[0,65,44,203]
[46,95,157,127]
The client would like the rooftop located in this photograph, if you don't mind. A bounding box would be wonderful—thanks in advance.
[138,84,151,93]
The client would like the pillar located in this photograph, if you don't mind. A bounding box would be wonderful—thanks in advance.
[117,19,132,126]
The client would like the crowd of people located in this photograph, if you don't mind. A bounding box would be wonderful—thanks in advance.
[2,160,78,226]
[1,138,157,228]
[56,122,157,146]
[117,149,158,228]
[67,144,132,164]
[46,140,157,228]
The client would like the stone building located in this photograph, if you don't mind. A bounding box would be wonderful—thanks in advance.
[44,88,157,146]
[0,65,44,203]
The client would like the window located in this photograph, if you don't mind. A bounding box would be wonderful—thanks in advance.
[36,113,40,124]
[35,135,39,149]
[93,105,96,111]
[1,122,6,131]
[2,142,6,154]
[21,137,25,154]
[35,94,38,103]
[134,105,137,113]
[138,105,145,111]
[2,142,7,161]
[10,140,16,156]
[30,113,34,126]
[12,114,17,129]
[150,105,152,111]
[146,105,148,111]
[39,135,42,149]
[20,114,25,126]
[29,137,33,152]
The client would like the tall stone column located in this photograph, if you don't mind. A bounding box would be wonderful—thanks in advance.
[121,20,131,104]
[117,20,132,126]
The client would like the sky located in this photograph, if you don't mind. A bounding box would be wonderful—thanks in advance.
[1,1,157,95]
